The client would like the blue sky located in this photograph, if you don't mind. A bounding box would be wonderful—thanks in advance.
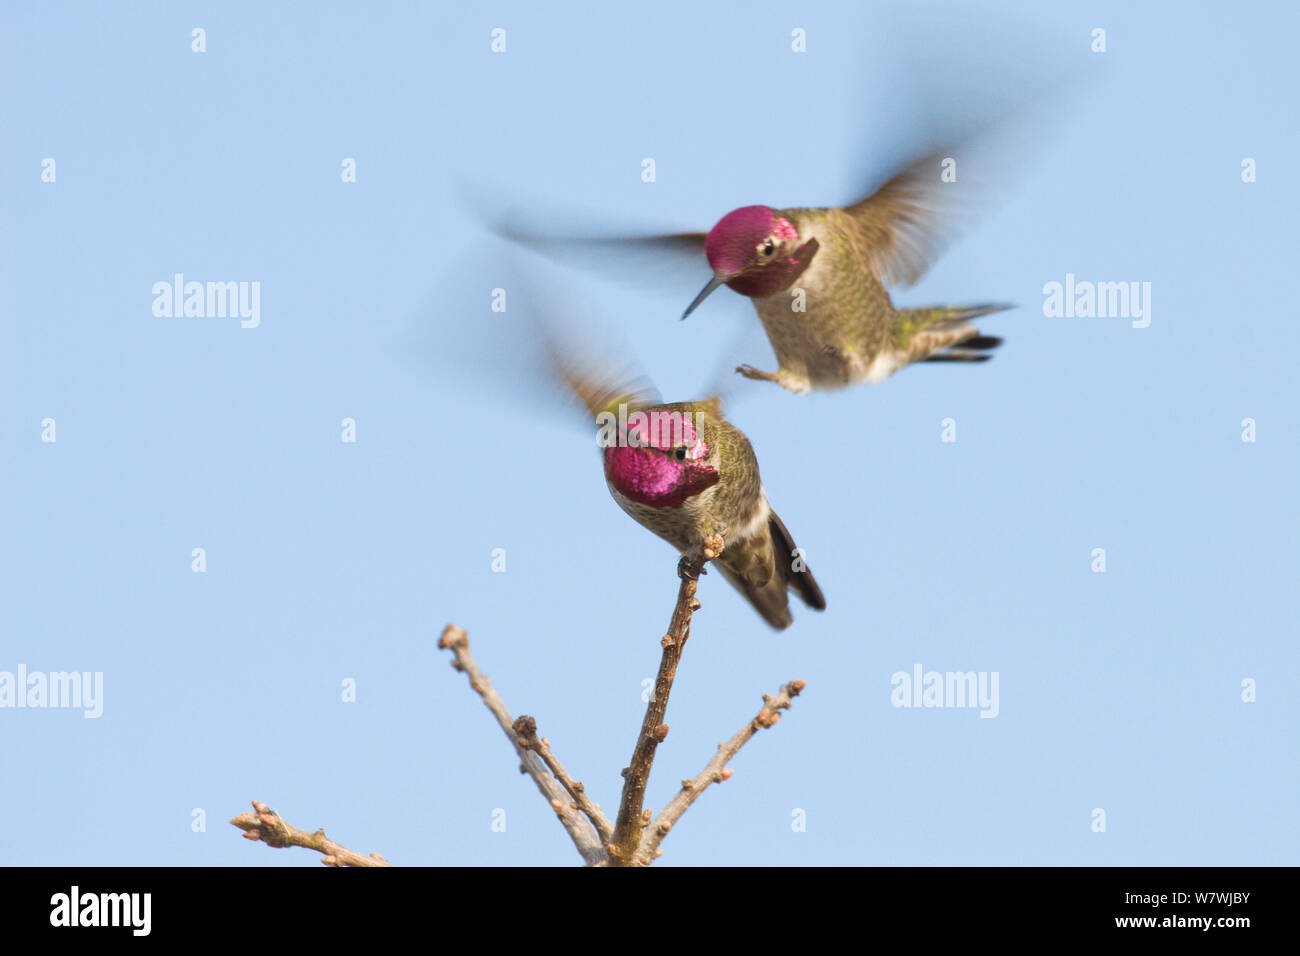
[2,1,1296,866]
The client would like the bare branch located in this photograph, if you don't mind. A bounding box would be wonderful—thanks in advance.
[230,801,392,867]
[512,715,613,845]
[607,534,723,866]
[235,546,807,868]
[437,534,804,867]
[437,624,608,866]
[634,678,806,866]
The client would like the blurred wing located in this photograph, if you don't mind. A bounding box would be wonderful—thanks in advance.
[552,348,660,423]
[399,240,659,431]
[498,225,707,263]
[840,149,965,290]
[831,0,1084,292]
[503,227,708,301]
[467,190,709,300]
[838,50,1076,293]
[521,261,662,422]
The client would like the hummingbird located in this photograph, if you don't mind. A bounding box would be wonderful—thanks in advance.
[680,149,1013,394]
[559,363,825,630]
[489,147,1013,395]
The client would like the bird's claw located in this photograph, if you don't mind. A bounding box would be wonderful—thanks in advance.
[736,364,810,395]
[677,554,707,579]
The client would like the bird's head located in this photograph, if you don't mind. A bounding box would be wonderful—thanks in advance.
[682,206,820,318]
[602,407,720,508]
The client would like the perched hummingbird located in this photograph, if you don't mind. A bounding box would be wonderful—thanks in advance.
[560,364,825,630]
[491,148,1013,395]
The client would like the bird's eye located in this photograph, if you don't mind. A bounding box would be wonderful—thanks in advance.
[674,447,687,461]
[760,238,776,257]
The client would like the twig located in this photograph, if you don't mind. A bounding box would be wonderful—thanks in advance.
[512,715,614,845]
[230,801,392,867]
[606,534,723,866]
[633,679,806,865]
[437,624,608,866]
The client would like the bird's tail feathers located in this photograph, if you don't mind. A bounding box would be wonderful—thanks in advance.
[901,302,1014,333]
[897,303,1013,364]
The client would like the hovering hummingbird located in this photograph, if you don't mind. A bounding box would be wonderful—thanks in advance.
[680,150,1013,394]
[490,148,1013,395]
[559,364,825,630]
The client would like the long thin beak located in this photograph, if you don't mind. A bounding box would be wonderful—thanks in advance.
[681,275,727,320]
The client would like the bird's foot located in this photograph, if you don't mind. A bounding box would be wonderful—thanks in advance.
[679,534,725,579]
[735,363,778,382]
[736,365,811,395]
[678,554,707,579]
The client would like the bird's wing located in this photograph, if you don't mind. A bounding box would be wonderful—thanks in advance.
[469,189,708,299]
[713,558,794,631]
[496,224,707,262]
[767,510,826,612]
[552,349,660,423]
[839,149,965,290]
[503,226,708,300]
